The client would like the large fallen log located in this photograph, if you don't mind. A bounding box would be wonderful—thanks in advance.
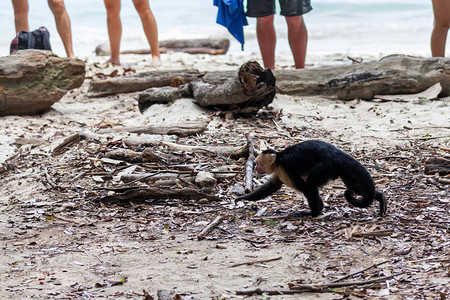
[273,55,450,100]
[95,39,230,56]
[87,56,450,102]
[0,50,86,115]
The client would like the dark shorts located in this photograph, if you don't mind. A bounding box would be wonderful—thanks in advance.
[247,0,312,18]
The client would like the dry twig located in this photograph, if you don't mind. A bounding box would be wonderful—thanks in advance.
[230,256,282,268]
[197,215,223,240]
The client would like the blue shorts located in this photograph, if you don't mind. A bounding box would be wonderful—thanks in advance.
[246,0,312,17]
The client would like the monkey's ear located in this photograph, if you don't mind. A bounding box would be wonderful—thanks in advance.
[269,153,276,163]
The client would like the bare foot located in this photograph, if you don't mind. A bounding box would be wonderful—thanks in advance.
[106,58,120,66]
[150,56,161,67]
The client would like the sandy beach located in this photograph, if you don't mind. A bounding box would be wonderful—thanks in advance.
[0,50,449,299]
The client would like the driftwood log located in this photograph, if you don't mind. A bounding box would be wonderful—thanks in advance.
[273,55,450,100]
[96,119,208,137]
[88,69,201,97]
[139,61,276,114]
[0,50,85,115]
[88,56,450,103]
[95,187,221,205]
[95,39,230,56]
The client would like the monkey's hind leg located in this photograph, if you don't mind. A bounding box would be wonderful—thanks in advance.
[286,188,322,218]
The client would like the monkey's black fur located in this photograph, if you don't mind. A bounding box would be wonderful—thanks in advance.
[239,140,387,218]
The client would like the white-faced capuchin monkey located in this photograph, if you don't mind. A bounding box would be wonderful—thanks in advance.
[238,140,387,218]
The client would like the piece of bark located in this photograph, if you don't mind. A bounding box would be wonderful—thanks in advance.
[0,50,85,115]
[52,133,81,155]
[13,137,46,146]
[95,39,230,56]
[273,55,450,100]
[104,148,158,163]
[374,82,442,102]
[424,157,450,175]
[351,229,394,237]
[105,149,142,162]
[195,171,217,188]
[153,179,182,188]
[96,119,208,137]
[244,133,255,192]
[191,61,276,113]
[95,187,221,205]
[138,84,191,113]
[88,69,201,97]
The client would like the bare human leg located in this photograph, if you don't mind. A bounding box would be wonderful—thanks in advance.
[256,14,276,69]
[431,0,450,57]
[133,0,161,66]
[12,0,29,33]
[48,0,74,58]
[285,15,307,69]
[104,0,122,65]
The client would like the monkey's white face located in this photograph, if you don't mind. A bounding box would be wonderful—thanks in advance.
[255,153,276,174]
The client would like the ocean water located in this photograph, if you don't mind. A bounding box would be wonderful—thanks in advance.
[0,0,437,59]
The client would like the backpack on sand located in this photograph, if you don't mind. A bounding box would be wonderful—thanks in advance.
[10,26,52,54]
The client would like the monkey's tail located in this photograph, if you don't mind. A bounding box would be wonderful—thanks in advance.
[342,166,376,208]
[344,189,374,208]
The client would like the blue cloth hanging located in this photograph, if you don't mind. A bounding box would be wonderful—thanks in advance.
[214,0,248,50]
